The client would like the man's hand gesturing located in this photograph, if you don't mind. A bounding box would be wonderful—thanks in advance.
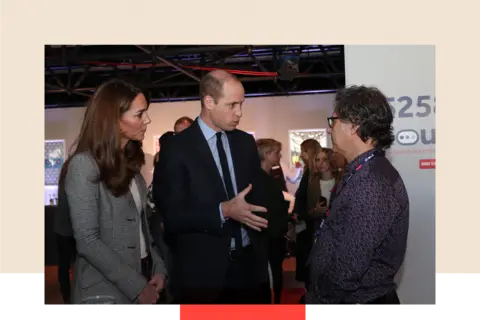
[221,184,268,231]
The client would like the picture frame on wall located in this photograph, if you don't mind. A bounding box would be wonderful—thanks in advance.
[288,129,328,167]
[44,139,66,186]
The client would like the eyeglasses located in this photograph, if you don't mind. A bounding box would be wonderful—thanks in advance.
[327,116,340,128]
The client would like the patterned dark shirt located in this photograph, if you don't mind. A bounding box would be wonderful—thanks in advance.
[306,149,409,304]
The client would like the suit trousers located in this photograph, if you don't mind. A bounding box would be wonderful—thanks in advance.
[214,245,270,304]
[268,236,286,304]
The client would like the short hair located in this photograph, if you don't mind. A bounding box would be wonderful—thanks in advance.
[174,116,193,129]
[334,85,394,150]
[256,138,282,161]
[199,70,238,108]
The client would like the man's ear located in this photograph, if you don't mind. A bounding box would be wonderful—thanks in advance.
[204,95,215,110]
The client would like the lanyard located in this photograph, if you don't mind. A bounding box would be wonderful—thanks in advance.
[314,151,378,239]
[333,151,377,201]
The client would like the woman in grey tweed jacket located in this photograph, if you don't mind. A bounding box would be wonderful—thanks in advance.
[63,79,167,304]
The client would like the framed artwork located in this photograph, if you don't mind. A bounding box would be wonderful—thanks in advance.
[44,139,65,186]
[288,129,328,166]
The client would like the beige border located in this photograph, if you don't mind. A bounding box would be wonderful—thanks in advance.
[0,0,479,273]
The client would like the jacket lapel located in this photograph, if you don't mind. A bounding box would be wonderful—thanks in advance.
[129,174,152,254]
[134,174,148,215]
[125,175,144,216]
[125,188,138,215]
[226,131,245,194]
[190,121,228,199]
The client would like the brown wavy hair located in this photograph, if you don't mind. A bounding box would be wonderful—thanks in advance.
[300,139,321,181]
[62,78,148,197]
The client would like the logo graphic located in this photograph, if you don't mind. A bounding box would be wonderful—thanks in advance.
[396,129,419,146]
[419,159,435,169]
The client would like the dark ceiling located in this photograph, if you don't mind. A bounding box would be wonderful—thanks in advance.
[44,45,345,108]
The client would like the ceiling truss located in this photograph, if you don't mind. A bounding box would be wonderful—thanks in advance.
[44,45,345,108]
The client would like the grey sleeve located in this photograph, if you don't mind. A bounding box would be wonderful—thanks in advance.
[65,154,147,301]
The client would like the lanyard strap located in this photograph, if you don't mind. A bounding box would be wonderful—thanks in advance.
[334,151,377,199]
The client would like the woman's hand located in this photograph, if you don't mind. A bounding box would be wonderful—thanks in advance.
[149,274,166,293]
[138,283,159,304]
[315,202,328,214]
[282,191,296,214]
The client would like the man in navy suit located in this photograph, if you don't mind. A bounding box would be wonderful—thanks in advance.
[153,70,270,304]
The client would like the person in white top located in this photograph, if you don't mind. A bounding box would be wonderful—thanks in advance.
[309,147,339,219]
[314,148,337,204]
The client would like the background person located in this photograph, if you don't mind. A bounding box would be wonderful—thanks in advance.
[256,138,290,304]
[173,116,194,133]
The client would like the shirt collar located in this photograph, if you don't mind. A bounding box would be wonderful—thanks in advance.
[197,115,223,141]
[346,148,383,173]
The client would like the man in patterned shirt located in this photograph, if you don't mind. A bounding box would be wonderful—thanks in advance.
[306,85,409,304]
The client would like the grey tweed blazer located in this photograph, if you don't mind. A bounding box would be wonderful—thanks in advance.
[64,152,167,304]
